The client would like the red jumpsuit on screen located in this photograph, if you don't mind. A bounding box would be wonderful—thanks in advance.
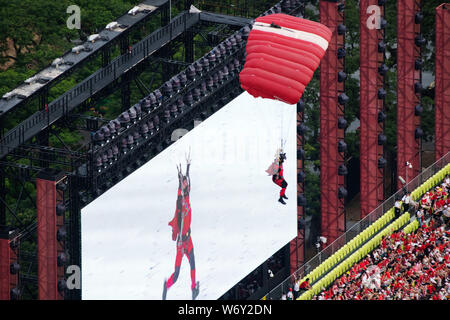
[163,163,199,300]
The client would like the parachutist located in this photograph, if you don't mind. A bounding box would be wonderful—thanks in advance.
[266,149,289,205]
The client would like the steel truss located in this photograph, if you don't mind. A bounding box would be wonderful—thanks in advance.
[359,0,386,217]
[319,0,347,245]
[0,0,304,300]
[435,4,450,161]
[396,0,422,190]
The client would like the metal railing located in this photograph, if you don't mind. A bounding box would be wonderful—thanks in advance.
[265,152,450,300]
[0,0,173,117]
[0,12,200,160]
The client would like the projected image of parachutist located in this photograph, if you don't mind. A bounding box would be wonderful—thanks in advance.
[162,149,200,300]
[266,147,288,205]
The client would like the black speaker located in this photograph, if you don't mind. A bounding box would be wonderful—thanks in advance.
[378,157,387,168]
[415,58,423,70]
[415,35,426,47]
[415,12,424,24]
[414,82,423,94]
[56,203,66,216]
[338,93,349,105]
[57,253,67,267]
[10,262,20,275]
[378,111,387,123]
[338,117,348,129]
[298,194,307,206]
[57,279,67,292]
[338,187,348,199]
[297,123,307,135]
[338,71,347,82]
[297,148,305,159]
[10,288,21,300]
[415,127,424,139]
[338,140,347,153]
[414,104,423,116]
[378,134,387,145]
[338,164,348,176]
[378,64,389,76]
[337,24,346,35]
[297,100,305,113]
[297,171,306,182]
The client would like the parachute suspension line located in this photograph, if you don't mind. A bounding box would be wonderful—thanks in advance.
[285,104,297,146]
[280,105,284,150]
[280,104,296,152]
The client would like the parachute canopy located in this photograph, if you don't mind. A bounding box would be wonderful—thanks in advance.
[239,14,332,105]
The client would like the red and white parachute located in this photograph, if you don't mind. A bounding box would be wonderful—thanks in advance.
[239,14,332,105]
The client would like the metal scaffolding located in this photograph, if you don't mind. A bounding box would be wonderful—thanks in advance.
[319,0,347,245]
[359,0,386,218]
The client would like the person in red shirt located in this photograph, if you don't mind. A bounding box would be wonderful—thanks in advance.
[427,283,435,295]
[299,278,311,293]
[430,190,438,208]
[163,155,199,300]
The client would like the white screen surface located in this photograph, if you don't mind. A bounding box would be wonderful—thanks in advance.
[81,91,297,300]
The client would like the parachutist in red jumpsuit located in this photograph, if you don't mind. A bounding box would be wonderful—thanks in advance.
[163,159,199,300]
[273,152,288,205]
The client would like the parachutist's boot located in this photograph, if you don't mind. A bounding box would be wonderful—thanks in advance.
[282,194,288,200]
[192,282,200,300]
[162,279,168,300]
[278,197,286,205]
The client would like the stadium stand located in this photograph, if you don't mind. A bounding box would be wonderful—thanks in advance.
[311,225,449,300]
[295,161,450,300]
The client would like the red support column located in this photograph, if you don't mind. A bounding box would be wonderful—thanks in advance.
[36,170,66,300]
[290,100,306,274]
[320,0,346,244]
[397,0,422,189]
[359,1,386,217]
[9,239,19,299]
[0,236,9,300]
[435,4,450,160]
[0,230,20,300]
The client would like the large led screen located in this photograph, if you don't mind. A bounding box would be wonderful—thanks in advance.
[81,91,297,299]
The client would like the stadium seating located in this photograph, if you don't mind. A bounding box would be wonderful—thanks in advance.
[297,162,450,300]
[295,207,396,290]
[403,219,420,235]
[298,212,411,300]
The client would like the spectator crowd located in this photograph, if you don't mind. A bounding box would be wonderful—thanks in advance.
[298,174,450,300]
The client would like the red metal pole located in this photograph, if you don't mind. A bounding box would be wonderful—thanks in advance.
[37,177,58,300]
[36,172,66,300]
[435,4,450,160]
[290,103,305,274]
[0,233,20,300]
[0,237,9,300]
[396,0,422,190]
[359,0,385,217]
[320,0,346,244]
